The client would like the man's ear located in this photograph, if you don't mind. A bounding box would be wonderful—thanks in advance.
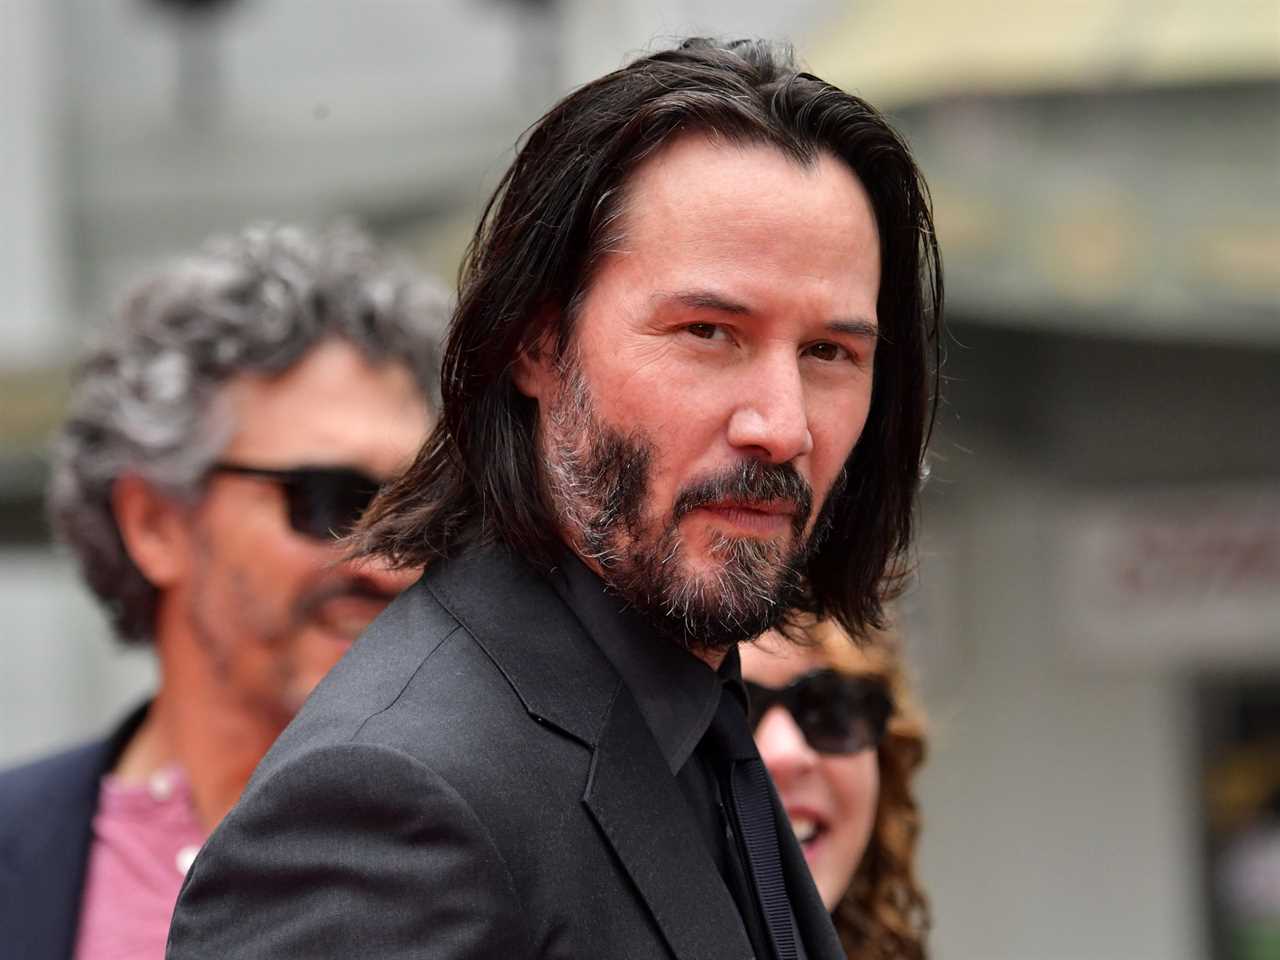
[511,319,558,402]
[112,474,194,589]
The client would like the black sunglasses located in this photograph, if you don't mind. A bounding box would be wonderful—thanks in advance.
[209,462,382,541]
[745,668,893,756]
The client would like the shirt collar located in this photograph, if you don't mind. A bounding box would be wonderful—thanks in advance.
[548,551,741,774]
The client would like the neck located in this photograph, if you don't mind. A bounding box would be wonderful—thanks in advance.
[115,615,287,831]
[568,544,735,672]
[693,646,729,670]
[115,688,282,831]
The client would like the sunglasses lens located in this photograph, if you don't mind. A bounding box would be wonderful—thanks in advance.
[286,470,380,540]
[790,671,891,755]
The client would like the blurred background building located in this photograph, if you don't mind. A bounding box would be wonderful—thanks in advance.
[1,1,1276,958]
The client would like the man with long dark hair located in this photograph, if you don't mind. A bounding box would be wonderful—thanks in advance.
[168,38,941,960]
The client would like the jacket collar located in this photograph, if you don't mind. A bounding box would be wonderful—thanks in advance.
[421,544,618,748]
[546,551,725,773]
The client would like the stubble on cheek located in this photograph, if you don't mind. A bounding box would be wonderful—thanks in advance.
[542,356,653,566]
[186,554,300,719]
[185,535,233,685]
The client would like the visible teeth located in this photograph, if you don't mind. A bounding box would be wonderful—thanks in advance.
[789,817,818,844]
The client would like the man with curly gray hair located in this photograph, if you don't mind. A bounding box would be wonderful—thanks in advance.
[0,222,447,960]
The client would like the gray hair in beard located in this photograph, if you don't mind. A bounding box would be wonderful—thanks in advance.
[542,350,824,652]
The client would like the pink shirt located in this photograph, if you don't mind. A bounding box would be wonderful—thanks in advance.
[73,766,207,960]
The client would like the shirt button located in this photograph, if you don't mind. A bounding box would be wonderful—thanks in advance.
[176,845,200,875]
[148,772,173,802]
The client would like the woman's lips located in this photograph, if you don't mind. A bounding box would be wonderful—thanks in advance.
[778,803,829,865]
[790,815,820,844]
[785,805,830,861]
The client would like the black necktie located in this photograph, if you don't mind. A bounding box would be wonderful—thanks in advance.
[710,687,799,960]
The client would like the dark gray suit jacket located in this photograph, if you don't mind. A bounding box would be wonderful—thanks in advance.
[167,546,842,959]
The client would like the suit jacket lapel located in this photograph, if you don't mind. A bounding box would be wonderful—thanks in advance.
[0,768,96,959]
[422,547,617,747]
[585,685,754,960]
[427,546,763,960]
[0,704,148,959]
[769,778,845,960]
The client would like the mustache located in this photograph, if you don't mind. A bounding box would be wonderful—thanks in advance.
[290,578,397,623]
[672,460,813,537]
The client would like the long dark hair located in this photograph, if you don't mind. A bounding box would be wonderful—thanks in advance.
[354,37,943,639]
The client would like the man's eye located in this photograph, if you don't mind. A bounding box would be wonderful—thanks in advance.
[686,323,722,340]
[805,341,850,362]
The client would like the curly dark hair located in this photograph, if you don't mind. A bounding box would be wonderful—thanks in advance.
[355,36,943,642]
[817,620,931,959]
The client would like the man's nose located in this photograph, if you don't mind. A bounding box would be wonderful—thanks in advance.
[726,352,813,463]
[754,706,819,785]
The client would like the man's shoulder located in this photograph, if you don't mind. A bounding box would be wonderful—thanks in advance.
[413,545,623,747]
[246,552,548,771]
[0,700,146,811]
[251,546,618,787]
[0,705,144,870]
[0,737,112,845]
[0,737,104,794]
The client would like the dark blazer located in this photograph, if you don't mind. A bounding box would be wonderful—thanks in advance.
[0,705,148,960]
[168,546,841,959]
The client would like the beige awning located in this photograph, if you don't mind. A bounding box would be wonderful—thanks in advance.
[806,0,1280,106]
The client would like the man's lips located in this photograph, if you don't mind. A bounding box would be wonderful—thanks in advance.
[693,499,796,533]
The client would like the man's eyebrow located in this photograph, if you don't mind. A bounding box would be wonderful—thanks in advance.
[828,318,880,340]
[659,290,753,315]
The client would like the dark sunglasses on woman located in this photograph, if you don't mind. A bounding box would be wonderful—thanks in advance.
[209,462,382,541]
[744,668,893,756]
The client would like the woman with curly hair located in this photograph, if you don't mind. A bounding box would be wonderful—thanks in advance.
[741,621,930,960]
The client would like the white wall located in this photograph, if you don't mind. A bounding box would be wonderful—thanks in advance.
[917,481,1206,960]
[0,548,154,767]
[0,0,68,370]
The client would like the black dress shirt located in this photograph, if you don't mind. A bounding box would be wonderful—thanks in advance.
[549,553,799,960]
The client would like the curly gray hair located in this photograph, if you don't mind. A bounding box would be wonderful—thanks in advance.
[48,222,449,644]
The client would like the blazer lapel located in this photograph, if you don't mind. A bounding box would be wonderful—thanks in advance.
[427,546,758,960]
[0,781,94,959]
[422,547,617,747]
[585,686,754,960]
[770,779,845,959]
[0,704,149,959]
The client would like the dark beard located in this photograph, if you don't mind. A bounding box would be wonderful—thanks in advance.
[543,356,822,653]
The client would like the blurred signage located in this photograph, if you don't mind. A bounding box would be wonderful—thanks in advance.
[890,84,1280,345]
[1058,487,1280,665]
